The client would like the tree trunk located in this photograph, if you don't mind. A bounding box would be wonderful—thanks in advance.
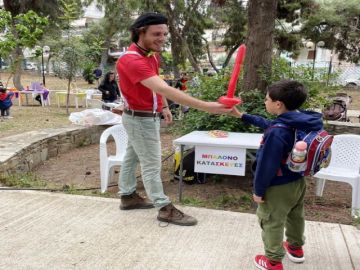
[170,37,181,78]
[100,37,111,70]
[184,42,201,73]
[202,37,218,73]
[165,3,201,76]
[66,78,71,115]
[243,0,278,92]
[166,8,182,78]
[222,44,240,69]
[12,46,24,90]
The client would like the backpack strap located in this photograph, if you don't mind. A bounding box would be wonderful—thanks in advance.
[267,123,298,165]
[117,51,158,113]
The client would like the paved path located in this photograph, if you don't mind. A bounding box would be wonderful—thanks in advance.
[347,110,360,118]
[1,191,359,270]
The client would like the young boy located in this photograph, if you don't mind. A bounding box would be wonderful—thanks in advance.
[231,80,323,270]
[0,86,14,119]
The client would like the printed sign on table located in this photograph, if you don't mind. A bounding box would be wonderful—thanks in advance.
[194,146,246,176]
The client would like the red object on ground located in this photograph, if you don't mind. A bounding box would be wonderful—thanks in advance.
[218,44,246,106]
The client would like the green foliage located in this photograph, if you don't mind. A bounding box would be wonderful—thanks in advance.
[0,11,16,56]
[301,0,360,63]
[55,46,82,82]
[181,193,252,211]
[15,11,49,46]
[181,196,206,207]
[0,173,47,188]
[160,51,173,74]
[174,57,343,134]
[0,10,48,58]
[210,0,247,52]
[171,72,269,135]
[82,61,96,84]
[81,25,105,64]
[212,193,252,210]
[262,57,342,109]
[353,215,360,229]
[59,0,82,30]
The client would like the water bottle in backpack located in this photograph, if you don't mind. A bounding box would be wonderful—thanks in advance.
[287,141,308,172]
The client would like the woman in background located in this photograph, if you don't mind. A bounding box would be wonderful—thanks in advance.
[98,71,120,104]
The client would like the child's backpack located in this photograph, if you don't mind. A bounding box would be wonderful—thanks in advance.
[273,124,333,176]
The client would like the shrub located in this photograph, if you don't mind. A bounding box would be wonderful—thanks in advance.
[82,61,96,84]
[172,72,269,135]
[262,58,342,109]
[172,57,342,135]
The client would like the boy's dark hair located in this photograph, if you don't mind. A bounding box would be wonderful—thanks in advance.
[0,87,6,93]
[267,80,307,110]
[130,12,168,43]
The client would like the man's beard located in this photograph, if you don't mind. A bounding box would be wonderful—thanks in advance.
[143,40,161,52]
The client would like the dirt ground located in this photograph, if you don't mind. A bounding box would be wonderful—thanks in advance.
[32,131,355,226]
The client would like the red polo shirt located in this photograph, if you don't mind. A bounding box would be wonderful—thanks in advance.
[116,44,163,112]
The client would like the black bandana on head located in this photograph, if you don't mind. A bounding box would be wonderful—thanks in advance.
[130,12,168,30]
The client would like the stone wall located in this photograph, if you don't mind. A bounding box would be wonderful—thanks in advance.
[326,121,360,135]
[0,125,109,177]
[0,121,359,178]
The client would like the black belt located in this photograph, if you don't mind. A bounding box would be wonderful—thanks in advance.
[124,108,161,118]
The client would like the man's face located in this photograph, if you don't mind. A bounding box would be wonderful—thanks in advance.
[139,24,168,52]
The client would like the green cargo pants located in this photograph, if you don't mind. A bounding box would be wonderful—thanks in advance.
[256,178,306,262]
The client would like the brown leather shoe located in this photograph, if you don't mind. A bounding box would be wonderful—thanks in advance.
[157,203,197,226]
[120,192,154,210]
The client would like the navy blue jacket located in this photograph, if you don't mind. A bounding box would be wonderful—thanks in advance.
[241,110,323,197]
[0,91,14,110]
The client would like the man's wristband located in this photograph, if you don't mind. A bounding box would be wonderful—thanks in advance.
[162,106,169,109]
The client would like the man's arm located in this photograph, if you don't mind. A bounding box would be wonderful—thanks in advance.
[141,76,232,114]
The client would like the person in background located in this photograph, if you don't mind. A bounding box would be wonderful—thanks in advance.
[115,12,232,226]
[175,72,188,91]
[163,74,174,87]
[98,71,120,106]
[93,67,103,86]
[33,83,49,106]
[0,86,14,119]
[230,80,322,270]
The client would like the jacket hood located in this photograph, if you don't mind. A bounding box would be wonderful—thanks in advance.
[273,110,323,131]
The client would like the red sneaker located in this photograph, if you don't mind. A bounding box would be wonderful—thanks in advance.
[254,255,283,270]
[283,241,305,263]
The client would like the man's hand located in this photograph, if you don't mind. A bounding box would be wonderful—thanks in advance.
[202,102,234,114]
[253,194,264,203]
[162,107,172,124]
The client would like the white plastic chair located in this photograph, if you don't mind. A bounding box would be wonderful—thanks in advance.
[87,99,105,109]
[314,134,360,217]
[99,124,128,193]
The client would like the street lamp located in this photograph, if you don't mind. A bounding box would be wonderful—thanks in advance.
[42,46,50,86]
[306,40,325,80]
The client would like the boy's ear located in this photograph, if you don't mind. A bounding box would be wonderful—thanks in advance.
[276,100,286,110]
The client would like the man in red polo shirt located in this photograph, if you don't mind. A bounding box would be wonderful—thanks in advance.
[116,12,232,226]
